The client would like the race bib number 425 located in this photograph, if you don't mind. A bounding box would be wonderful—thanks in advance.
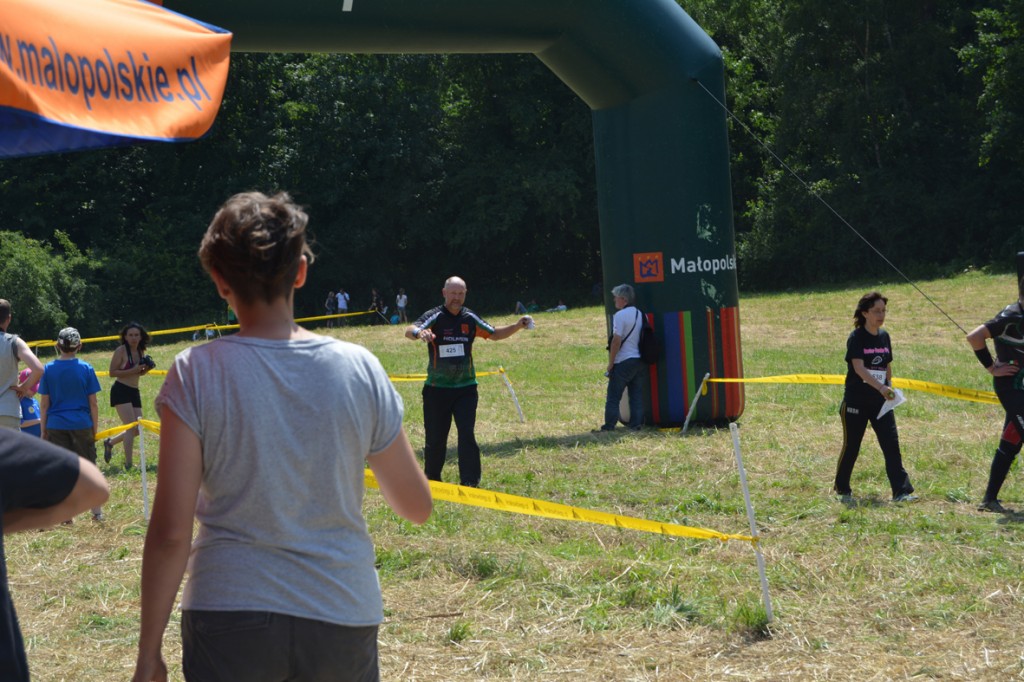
[439,344,465,358]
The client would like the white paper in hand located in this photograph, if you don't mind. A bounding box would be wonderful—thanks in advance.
[877,388,906,419]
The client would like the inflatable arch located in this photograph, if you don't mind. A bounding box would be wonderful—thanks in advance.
[169,0,745,425]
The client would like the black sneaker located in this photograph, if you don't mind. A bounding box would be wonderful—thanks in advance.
[978,499,1008,513]
[103,438,113,464]
[893,493,919,503]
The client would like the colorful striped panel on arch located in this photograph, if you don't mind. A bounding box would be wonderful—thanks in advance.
[648,306,744,425]
[0,0,231,158]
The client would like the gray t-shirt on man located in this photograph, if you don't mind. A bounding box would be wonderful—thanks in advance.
[156,334,403,627]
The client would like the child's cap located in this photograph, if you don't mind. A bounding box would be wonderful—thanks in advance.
[57,327,81,349]
[18,368,39,393]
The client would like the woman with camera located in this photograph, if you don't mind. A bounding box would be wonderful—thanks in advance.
[103,322,153,469]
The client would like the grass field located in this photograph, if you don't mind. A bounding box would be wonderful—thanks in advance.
[8,271,1024,681]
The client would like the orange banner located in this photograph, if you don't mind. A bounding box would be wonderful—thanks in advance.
[0,0,231,157]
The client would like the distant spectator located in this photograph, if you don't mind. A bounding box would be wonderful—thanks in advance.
[396,288,408,323]
[546,300,568,312]
[104,322,153,470]
[325,290,338,327]
[596,284,645,433]
[514,299,540,315]
[0,299,44,431]
[368,287,386,324]
[336,288,350,325]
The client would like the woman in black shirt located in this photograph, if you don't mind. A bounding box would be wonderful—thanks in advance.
[833,292,916,503]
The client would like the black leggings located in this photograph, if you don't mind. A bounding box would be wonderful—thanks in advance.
[983,377,1024,502]
[834,399,914,498]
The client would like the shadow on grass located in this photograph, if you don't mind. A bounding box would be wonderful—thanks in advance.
[476,425,684,460]
[995,509,1024,525]
[838,495,889,509]
[100,461,158,479]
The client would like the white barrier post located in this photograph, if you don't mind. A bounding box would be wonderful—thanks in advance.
[680,373,711,434]
[138,421,150,522]
[499,367,526,423]
[729,422,774,623]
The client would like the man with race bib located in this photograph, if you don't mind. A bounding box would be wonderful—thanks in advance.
[406,276,531,487]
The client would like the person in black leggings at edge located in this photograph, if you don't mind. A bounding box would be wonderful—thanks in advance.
[833,291,917,504]
[966,254,1024,513]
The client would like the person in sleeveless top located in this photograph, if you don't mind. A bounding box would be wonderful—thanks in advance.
[104,323,153,468]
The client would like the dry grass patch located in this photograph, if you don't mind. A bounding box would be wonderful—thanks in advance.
[9,272,1024,680]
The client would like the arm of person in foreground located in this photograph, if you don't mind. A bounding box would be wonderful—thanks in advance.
[14,338,43,398]
[3,457,109,533]
[89,392,99,441]
[132,407,203,682]
[368,428,432,524]
[488,316,531,341]
[39,393,49,441]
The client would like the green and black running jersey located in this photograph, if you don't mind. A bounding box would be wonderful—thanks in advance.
[413,305,495,388]
[984,302,1024,364]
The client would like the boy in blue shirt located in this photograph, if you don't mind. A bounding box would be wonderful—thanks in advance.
[39,327,105,521]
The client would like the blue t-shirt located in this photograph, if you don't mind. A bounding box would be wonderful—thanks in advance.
[18,397,40,437]
[39,358,101,430]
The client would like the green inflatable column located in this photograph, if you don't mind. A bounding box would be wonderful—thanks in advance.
[537,3,744,425]
[591,87,744,425]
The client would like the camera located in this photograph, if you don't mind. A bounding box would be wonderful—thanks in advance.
[140,355,156,370]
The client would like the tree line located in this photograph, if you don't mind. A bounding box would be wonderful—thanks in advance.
[0,0,1020,340]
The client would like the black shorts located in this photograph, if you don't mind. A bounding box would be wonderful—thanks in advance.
[110,381,142,408]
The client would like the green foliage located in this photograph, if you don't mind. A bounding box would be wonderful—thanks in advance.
[0,230,100,339]
[1,1,1023,332]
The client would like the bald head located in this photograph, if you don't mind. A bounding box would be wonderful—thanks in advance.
[443,276,467,314]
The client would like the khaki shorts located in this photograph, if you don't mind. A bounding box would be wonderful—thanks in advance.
[44,428,97,463]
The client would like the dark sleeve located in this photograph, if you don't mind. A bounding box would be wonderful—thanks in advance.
[413,306,437,330]
[844,329,861,363]
[985,313,1010,338]
[0,431,80,513]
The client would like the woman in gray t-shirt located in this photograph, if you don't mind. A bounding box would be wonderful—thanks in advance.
[133,192,432,682]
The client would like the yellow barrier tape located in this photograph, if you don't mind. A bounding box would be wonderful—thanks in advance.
[388,370,503,383]
[95,418,161,442]
[706,374,999,406]
[27,312,376,348]
[295,311,373,324]
[365,471,755,545]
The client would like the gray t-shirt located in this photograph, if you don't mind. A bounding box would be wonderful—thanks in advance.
[0,334,20,419]
[155,334,403,626]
